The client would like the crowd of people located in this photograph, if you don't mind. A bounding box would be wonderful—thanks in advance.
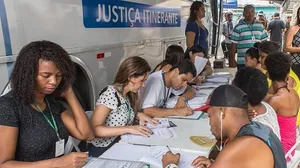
[0,1,299,168]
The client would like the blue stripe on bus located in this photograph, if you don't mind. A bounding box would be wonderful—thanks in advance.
[0,0,13,78]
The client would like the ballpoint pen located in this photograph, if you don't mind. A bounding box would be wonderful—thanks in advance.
[185,99,191,108]
[166,145,171,152]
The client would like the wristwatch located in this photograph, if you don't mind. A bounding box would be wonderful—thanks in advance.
[166,163,178,168]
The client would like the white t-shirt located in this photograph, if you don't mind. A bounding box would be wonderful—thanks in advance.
[139,71,184,109]
[253,101,281,140]
[90,85,135,147]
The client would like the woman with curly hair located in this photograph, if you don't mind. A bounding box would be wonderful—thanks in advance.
[0,40,94,167]
[265,52,300,161]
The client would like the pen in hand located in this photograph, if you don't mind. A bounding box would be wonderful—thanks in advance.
[185,100,191,108]
[167,145,171,152]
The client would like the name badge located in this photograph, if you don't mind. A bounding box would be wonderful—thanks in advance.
[55,139,65,157]
[252,35,255,41]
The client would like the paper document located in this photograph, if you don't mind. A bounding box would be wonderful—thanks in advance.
[139,146,199,168]
[165,96,207,109]
[194,82,222,89]
[206,77,229,83]
[142,118,170,129]
[84,157,146,168]
[206,72,231,79]
[194,57,208,76]
[120,128,177,142]
[101,143,199,168]
[101,143,150,161]
[168,111,204,120]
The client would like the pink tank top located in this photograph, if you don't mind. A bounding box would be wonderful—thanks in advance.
[277,113,297,161]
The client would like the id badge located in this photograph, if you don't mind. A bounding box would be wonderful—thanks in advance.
[252,35,255,41]
[55,139,65,157]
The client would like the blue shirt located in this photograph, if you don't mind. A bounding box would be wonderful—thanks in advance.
[185,21,208,53]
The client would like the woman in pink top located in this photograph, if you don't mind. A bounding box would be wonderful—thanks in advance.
[265,52,300,161]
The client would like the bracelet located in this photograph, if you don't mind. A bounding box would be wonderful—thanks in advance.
[166,163,178,168]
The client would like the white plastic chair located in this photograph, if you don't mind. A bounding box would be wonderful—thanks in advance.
[64,111,94,154]
[285,126,300,168]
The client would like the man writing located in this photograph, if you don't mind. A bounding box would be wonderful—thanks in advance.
[140,60,197,117]
[162,85,286,168]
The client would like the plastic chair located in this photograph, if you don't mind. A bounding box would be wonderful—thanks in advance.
[286,126,300,168]
[64,111,94,154]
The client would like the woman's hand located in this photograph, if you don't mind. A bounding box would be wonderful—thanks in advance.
[136,113,159,126]
[61,87,75,99]
[53,152,88,168]
[127,125,153,137]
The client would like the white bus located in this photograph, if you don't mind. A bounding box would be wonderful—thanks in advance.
[0,0,221,111]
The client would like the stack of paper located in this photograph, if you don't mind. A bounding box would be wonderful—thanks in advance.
[194,82,222,89]
[168,111,204,120]
[142,118,170,129]
[165,96,207,109]
[100,143,199,168]
[194,56,208,76]
[205,77,229,83]
[207,72,231,79]
[120,127,177,142]
[84,157,146,168]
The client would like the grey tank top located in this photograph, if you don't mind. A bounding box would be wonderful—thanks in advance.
[236,121,287,168]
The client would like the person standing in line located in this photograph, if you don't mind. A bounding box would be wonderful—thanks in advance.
[222,12,234,60]
[162,85,286,168]
[284,7,300,78]
[285,16,292,34]
[230,5,268,69]
[257,11,268,30]
[267,13,286,49]
[221,12,228,59]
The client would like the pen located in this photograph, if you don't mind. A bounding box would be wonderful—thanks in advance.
[166,145,171,151]
[131,143,152,147]
[185,100,191,108]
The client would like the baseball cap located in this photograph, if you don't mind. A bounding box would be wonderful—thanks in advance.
[257,11,264,16]
[200,85,248,111]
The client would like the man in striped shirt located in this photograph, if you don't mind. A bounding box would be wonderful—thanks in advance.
[230,5,268,70]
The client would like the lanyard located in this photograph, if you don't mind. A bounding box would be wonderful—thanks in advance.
[124,98,133,124]
[162,72,170,107]
[34,99,60,140]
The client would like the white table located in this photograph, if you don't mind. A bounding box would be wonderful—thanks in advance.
[119,118,213,156]
[96,80,229,167]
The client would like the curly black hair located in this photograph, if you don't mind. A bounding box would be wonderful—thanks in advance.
[11,40,75,105]
[233,67,268,106]
[265,52,291,82]
[245,42,260,61]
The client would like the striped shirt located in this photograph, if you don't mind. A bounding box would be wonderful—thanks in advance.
[231,19,268,65]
